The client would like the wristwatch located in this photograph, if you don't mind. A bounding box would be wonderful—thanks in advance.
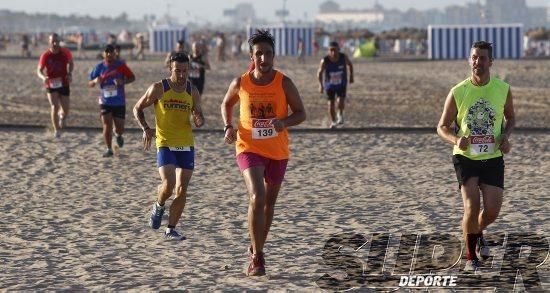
[224,125,233,132]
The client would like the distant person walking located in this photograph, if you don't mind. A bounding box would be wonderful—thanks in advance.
[317,41,354,128]
[216,33,226,62]
[37,33,74,138]
[88,44,136,157]
[188,41,211,95]
[76,32,86,59]
[134,33,146,60]
[164,40,187,68]
[296,38,305,64]
[21,34,30,58]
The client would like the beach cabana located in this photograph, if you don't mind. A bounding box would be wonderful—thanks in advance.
[149,25,187,53]
[428,24,523,60]
[247,25,315,56]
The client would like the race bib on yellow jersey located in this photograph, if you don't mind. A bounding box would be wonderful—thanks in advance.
[102,85,118,98]
[252,119,277,140]
[49,77,63,89]
[168,146,191,151]
[470,135,496,155]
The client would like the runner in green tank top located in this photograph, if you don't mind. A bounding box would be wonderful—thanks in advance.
[437,41,515,271]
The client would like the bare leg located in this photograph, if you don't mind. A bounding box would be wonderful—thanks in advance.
[58,95,70,123]
[261,183,281,245]
[157,165,176,205]
[327,99,336,123]
[461,177,481,259]
[243,166,267,254]
[100,113,113,149]
[478,184,503,231]
[47,92,61,131]
[113,117,125,136]
[168,168,193,226]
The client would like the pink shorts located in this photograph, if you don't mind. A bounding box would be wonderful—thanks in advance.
[236,152,288,185]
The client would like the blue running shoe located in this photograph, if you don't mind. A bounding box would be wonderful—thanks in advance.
[164,229,186,241]
[149,203,164,229]
[116,135,124,148]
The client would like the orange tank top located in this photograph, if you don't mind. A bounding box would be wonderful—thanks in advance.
[236,70,289,160]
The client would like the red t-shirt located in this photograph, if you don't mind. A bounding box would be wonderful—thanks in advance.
[38,48,73,88]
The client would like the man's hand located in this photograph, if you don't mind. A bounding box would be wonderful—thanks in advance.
[269,119,286,132]
[456,136,469,150]
[499,134,511,154]
[224,127,236,144]
[142,128,155,150]
[318,84,324,93]
[193,111,204,127]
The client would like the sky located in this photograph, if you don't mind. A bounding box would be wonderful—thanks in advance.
[1,0,548,24]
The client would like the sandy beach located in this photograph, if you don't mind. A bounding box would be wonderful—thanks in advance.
[0,51,548,290]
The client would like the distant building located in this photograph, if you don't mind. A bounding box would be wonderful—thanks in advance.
[223,3,256,25]
[316,1,384,30]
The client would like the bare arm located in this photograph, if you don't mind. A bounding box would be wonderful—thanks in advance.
[317,58,325,93]
[221,77,241,144]
[67,59,74,83]
[345,54,354,83]
[133,82,162,150]
[37,66,47,82]
[164,52,172,68]
[203,56,211,70]
[191,85,204,127]
[499,88,515,153]
[271,76,306,131]
[437,90,468,150]
[124,74,136,85]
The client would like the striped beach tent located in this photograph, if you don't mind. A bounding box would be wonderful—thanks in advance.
[149,25,187,53]
[247,25,315,56]
[428,24,523,60]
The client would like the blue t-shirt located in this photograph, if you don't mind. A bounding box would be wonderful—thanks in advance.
[89,60,134,106]
[323,53,348,91]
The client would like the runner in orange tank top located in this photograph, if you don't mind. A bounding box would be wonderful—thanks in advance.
[221,30,306,277]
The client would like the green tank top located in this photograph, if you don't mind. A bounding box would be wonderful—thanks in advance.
[452,77,509,160]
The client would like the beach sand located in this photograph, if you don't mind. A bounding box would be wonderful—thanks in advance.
[0,53,548,290]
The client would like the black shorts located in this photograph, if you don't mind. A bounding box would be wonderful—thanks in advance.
[100,105,126,119]
[46,86,70,96]
[325,87,346,101]
[452,154,505,189]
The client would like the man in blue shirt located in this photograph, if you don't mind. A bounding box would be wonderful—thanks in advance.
[88,44,136,157]
[317,41,354,129]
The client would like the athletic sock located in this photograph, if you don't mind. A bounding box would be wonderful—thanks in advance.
[466,233,480,260]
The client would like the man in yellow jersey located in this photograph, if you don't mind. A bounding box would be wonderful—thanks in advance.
[437,41,515,271]
[221,30,306,276]
[133,53,204,241]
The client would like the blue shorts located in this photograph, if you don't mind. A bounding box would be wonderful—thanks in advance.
[157,147,195,170]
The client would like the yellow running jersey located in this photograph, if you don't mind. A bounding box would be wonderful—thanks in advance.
[154,79,194,148]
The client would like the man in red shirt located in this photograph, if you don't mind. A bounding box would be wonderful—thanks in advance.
[37,33,74,138]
